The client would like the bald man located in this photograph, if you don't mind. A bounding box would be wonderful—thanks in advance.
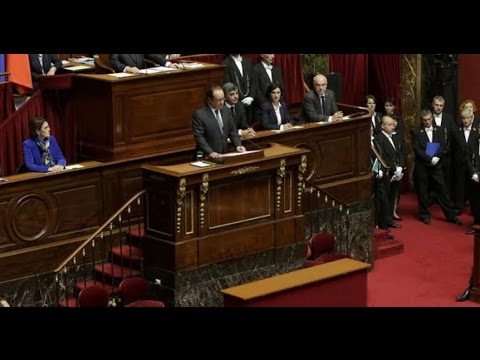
[300,74,343,123]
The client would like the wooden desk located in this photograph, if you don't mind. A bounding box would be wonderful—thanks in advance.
[249,105,372,203]
[141,143,310,272]
[0,161,104,281]
[221,258,370,307]
[73,63,224,162]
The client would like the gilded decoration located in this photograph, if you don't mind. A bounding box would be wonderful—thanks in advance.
[199,173,209,230]
[176,177,186,233]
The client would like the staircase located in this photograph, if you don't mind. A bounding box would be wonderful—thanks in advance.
[55,192,147,307]
[303,183,352,266]
[373,229,404,260]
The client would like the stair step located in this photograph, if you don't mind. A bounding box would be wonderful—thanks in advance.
[75,280,118,295]
[374,239,404,260]
[127,227,144,245]
[95,262,140,284]
[111,244,142,267]
[58,297,79,307]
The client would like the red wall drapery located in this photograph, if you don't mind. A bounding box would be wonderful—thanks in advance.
[329,54,367,107]
[0,81,15,123]
[368,54,402,112]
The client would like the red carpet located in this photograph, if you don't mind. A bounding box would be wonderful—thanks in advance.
[368,192,480,307]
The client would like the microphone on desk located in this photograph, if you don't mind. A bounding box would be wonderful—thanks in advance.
[243,137,262,152]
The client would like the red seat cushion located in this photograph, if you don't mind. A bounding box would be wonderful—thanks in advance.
[126,300,165,307]
[309,232,335,258]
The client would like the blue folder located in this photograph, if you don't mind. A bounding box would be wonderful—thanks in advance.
[426,142,440,157]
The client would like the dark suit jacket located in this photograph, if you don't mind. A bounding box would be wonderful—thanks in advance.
[225,102,249,131]
[371,112,383,135]
[452,124,480,167]
[23,136,66,173]
[110,54,167,72]
[192,106,242,155]
[411,125,447,167]
[467,140,480,177]
[222,56,254,100]
[28,54,63,83]
[300,89,338,123]
[260,101,291,130]
[251,62,284,105]
[374,132,405,173]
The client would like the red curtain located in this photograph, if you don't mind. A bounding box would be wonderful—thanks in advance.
[0,91,43,175]
[368,54,402,112]
[0,81,14,123]
[329,54,367,106]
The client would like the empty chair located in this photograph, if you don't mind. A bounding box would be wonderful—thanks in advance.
[118,277,165,307]
[309,232,335,259]
[78,285,110,307]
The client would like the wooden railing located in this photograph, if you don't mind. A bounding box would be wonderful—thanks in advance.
[303,180,352,257]
[53,190,146,307]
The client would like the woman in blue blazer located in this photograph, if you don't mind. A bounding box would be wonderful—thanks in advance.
[23,117,66,173]
[260,83,293,131]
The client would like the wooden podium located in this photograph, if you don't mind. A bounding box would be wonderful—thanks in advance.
[140,143,310,305]
[73,63,224,162]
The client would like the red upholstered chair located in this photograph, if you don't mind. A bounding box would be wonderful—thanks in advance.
[78,285,110,307]
[309,232,335,259]
[314,253,349,265]
[118,277,165,307]
[305,242,312,259]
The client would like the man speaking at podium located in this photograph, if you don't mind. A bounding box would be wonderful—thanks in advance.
[192,85,246,159]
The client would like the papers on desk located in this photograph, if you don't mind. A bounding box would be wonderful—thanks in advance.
[65,164,85,170]
[270,126,301,133]
[138,66,178,74]
[221,149,262,158]
[72,57,94,64]
[108,72,137,78]
[0,177,8,182]
[63,65,91,71]
[190,161,212,168]
[181,62,204,69]
[62,60,70,65]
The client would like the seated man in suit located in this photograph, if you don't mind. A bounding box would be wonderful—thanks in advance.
[223,82,255,138]
[300,74,343,123]
[192,86,246,159]
[28,54,63,91]
[109,54,180,73]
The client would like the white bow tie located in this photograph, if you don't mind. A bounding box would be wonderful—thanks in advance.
[464,128,471,131]
[233,56,242,62]
[265,64,273,70]
[425,128,433,132]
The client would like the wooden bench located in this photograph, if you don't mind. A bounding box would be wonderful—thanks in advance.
[221,258,370,307]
